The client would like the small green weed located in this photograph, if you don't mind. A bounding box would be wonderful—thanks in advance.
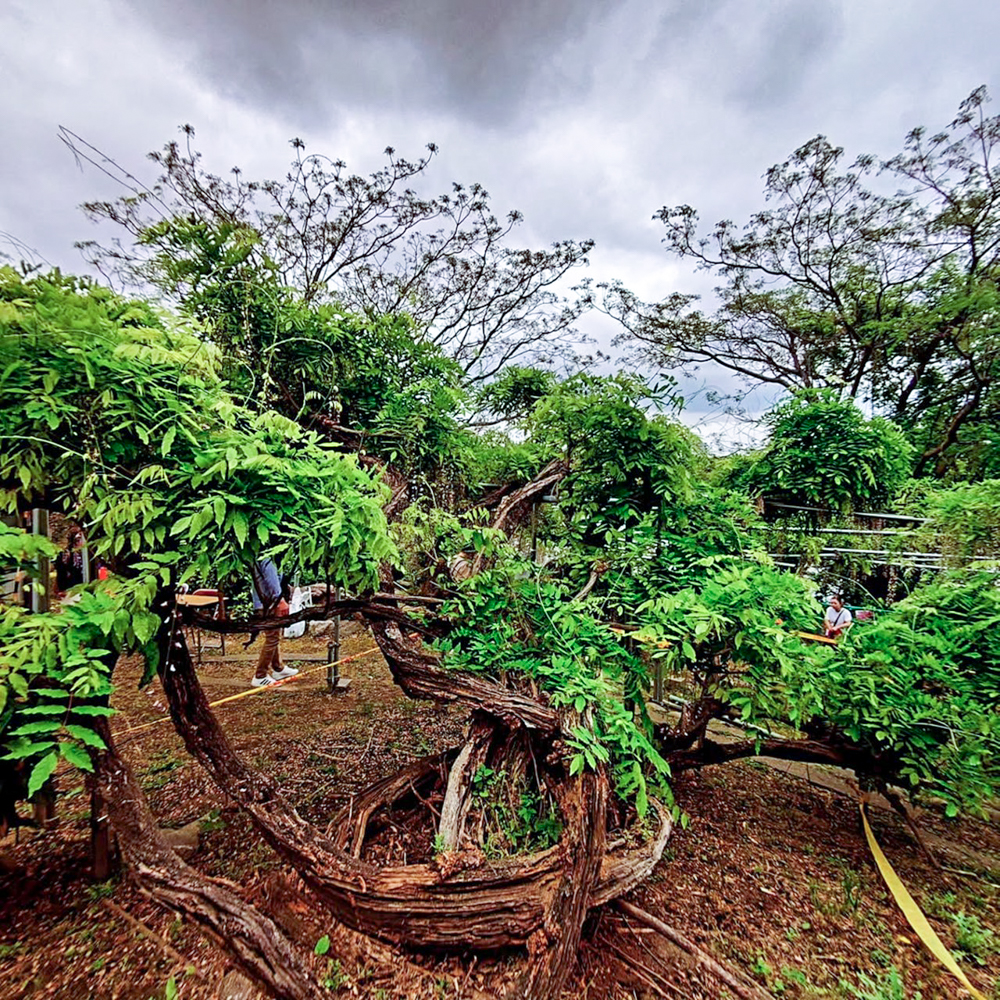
[842,967,919,1000]
[780,966,808,987]
[923,890,957,919]
[808,864,862,917]
[84,880,117,902]
[143,755,181,790]
[323,959,347,990]
[838,863,863,915]
[315,936,347,990]
[469,764,561,857]
[952,911,997,966]
[200,808,226,833]
[751,956,797,994]
[147,978,178,1000]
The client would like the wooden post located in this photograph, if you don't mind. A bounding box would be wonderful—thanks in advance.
[530,502,539,564]
[90,787,115,880]
[327,587,342,693]
[32,784,56,828]
[623,632,636,716]
[653,651,664,705]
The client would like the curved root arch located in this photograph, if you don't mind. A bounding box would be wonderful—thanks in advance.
[143,459,670,998]
[161,595,670,968]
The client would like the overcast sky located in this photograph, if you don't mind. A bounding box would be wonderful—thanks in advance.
[3,0,999,447]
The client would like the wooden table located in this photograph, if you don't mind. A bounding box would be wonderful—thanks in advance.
[176,593,223,662]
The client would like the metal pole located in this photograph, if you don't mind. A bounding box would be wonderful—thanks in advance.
[530,502,539,565]
[764,501,928,522]
[327,586,342,693]
[31,509,50,614]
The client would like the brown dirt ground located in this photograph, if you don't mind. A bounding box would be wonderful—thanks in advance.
[2,624,1000,1000]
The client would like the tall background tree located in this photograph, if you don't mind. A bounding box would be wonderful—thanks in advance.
[604,86,1000,477]
[67,128,594,384]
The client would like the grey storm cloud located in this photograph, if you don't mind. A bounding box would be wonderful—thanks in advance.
[124,0,623,127]
[4,0,1000,444]
[731,3,845,109]
[122,0,850,130]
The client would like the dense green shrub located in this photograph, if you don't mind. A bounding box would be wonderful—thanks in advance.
[737,389,914,511]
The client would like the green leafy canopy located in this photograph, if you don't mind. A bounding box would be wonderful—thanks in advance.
[0,267,395,779]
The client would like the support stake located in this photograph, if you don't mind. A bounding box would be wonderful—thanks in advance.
[90,786,116,880]
[327,587,349,693]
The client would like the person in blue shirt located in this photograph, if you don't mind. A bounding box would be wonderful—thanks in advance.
[249,559,299,688]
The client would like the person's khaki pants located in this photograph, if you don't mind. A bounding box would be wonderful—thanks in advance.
[254,600,288,679]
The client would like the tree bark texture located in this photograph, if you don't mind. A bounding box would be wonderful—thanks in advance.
[508,769,608,1000]
[470,459,568,575]
[436,717,496,851]
[91,719,326,1000]
[156,594,670,960]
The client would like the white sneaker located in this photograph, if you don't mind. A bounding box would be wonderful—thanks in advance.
[270,665,300,680]
[250,674,279,688]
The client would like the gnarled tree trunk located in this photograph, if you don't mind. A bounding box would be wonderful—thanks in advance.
[153,588,672,999]
[90,719,325,1000]
[116,457,671,998]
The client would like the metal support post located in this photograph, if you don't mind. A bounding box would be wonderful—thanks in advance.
[327,587,342,693]
[31,508,50,614]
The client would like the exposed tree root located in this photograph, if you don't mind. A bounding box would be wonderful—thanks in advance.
[334,751,455,857]
[882,786,941,869]
[143,449,677,1000]
[617,901,777,1000]
[437,716,495,851]
[508,769,607,1000]
[91,720,325,1000]
[665,734,878,775]
[99,898,204,978]
[594,928,688,998]
[159,593,671,969]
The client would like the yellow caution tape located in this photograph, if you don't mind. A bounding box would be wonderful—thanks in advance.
[792,629,838,645]
[113,647,380,739]
[860,802,987,999]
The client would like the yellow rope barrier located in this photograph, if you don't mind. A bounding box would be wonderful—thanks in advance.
[860,801,987,999]
[112,646,380,740]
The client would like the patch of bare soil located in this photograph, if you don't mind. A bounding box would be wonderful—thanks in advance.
[2,627,999,999]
